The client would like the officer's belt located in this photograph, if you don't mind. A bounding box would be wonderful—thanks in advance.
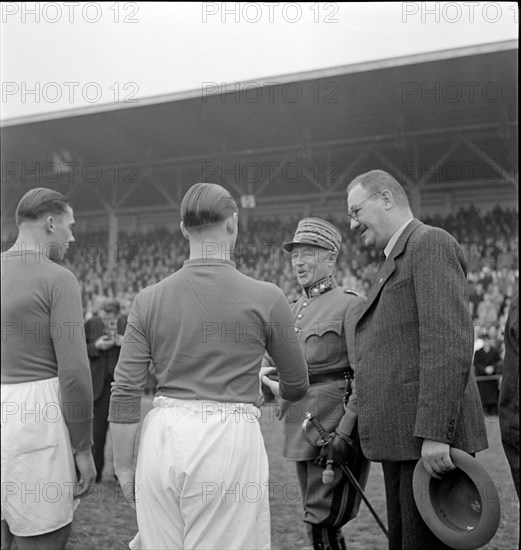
[308,369,349,385]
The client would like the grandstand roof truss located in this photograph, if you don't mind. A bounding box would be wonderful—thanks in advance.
[1,40,517,231]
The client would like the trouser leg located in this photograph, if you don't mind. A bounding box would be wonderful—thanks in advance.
[137,403,270,550]
[383,460,453,550]
[92,381,111,480]
[308,524,347,550]
[501,439,520,500]
[296,460,350,550]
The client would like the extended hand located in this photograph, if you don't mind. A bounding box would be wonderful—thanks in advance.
[259,357,278,402]
[73,449,96,499]
[421,439,455,479]
[261,375,280,399]
[257,366,276,406]
[314,430,355,467]
[115,465,137,510]
[275,398,290,420]
[259,365,277,382]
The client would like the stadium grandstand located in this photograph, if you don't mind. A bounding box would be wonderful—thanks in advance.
[1,39,518,353]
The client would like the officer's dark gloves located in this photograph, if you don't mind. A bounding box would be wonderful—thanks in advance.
[314,429,355,467]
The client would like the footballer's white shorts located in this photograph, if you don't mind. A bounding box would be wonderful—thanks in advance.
[134,396,271,550]
[1,377,79,536]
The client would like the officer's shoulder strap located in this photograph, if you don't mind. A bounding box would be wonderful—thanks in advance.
[343,288,367,305]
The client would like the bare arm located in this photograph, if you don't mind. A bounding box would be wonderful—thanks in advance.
[111,422,141,509]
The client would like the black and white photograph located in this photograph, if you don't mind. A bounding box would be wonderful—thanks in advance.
[1,3,518,549]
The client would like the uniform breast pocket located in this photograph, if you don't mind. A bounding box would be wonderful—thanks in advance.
[303,320,345,367]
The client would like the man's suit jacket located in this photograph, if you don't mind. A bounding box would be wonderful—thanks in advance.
[354,219,487,462]
[85,315,127,401]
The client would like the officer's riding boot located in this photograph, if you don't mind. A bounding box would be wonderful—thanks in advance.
[310,525,347,550]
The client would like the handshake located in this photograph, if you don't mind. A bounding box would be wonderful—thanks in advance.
[257,357,291,420]
[259,356,280,403]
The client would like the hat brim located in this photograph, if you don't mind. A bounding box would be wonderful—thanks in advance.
[282,240,296,253]
[413,448,500,549]
[282,240,333,253]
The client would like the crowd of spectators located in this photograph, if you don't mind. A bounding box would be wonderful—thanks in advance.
[53,205,515,318]
[2,203,517,389]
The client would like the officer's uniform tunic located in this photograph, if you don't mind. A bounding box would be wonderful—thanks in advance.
[282,278,368,529]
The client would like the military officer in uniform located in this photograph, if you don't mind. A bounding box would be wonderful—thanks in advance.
[263,218,369,550]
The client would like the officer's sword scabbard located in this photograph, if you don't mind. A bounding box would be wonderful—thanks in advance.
[302,412,389,539]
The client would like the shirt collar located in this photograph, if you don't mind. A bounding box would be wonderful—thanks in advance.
[183,258,236,268]
[384,218,414,258]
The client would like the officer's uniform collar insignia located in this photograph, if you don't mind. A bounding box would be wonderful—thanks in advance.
[304,275,334,299]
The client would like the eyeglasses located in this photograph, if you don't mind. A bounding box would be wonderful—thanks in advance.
[347,191,381,222]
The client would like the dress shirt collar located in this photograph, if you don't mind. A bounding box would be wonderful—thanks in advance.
[384,218,414,258]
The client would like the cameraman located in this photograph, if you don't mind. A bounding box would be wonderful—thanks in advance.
[85,298,127,482]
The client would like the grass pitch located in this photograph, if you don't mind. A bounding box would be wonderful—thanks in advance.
[67,398,519,549]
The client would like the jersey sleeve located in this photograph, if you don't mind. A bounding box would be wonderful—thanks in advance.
[109,293,151,423]
[266,291,309,402]
[50,272,93,452]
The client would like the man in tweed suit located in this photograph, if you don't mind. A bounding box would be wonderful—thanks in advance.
[346,170,487,550]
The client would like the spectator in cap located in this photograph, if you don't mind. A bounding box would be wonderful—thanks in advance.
[85,298,127,482]
[263,217,368,550]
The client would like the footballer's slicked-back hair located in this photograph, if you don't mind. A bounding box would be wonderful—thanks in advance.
[347,170,410,207]
[181,183,238,232]
[15,187,71,226]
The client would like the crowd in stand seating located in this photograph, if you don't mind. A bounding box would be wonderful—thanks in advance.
[2,204,517,381]
[56,205,516,320]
